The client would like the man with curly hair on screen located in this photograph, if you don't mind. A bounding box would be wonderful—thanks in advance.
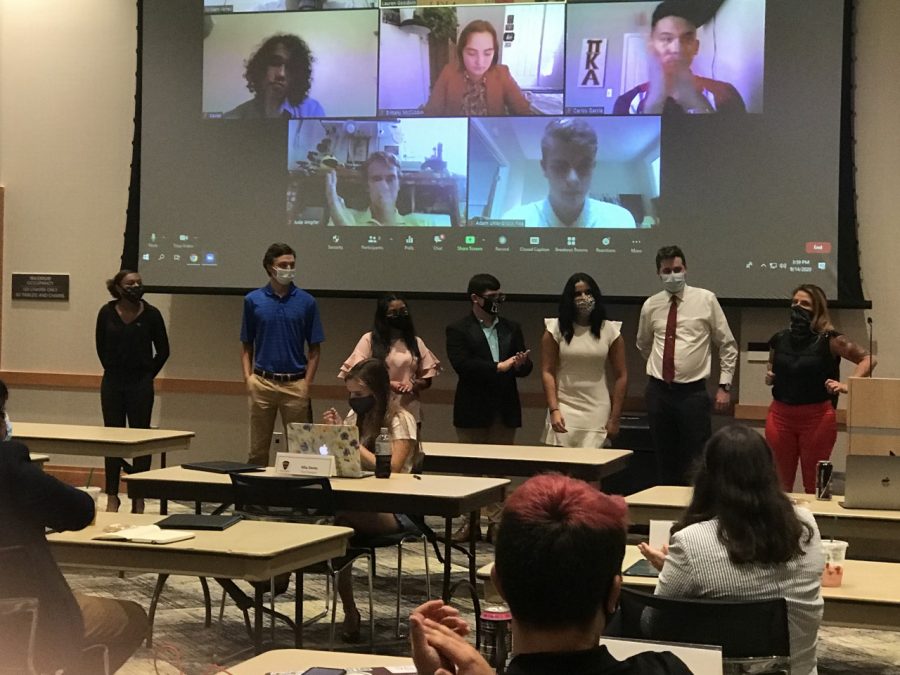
[225,33,325,119]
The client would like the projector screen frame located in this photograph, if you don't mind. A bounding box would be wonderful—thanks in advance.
[125,0,870,310]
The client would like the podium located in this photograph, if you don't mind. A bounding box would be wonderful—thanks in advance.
[847,377,900,455]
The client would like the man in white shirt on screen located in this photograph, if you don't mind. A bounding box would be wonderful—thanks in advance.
[501,118,636,229]
[636,245,737,486]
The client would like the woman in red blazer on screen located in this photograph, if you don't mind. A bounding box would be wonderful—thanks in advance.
[424,20,533,117]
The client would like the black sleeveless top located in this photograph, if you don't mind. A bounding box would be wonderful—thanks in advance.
[769,329,840,405]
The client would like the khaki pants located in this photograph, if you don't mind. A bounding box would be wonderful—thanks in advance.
[247,374,311,466]
[75,592,148,674]
[455,420,517,524]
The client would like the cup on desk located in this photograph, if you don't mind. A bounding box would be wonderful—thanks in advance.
[78,486,102,525]
[821,539,849,587]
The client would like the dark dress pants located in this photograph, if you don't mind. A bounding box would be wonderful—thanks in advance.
[101,373,154,494]
[645,377,712,486]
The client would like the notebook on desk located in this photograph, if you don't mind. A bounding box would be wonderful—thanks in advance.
[842,455,900,510]
[182,460,263,474]
[93,525,194,545]
[286,423,373,478]
[156,514,243,531]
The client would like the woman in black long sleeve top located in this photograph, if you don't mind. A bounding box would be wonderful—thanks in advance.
[95,270,169,512]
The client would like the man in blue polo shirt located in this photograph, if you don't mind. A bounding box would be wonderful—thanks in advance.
[241,242,325,466]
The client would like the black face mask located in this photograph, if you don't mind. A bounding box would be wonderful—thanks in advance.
[348,395,376,416]
[790,305,813,337]
[479,295,503,315]
[386,315,412,331]
[122,285,145,303]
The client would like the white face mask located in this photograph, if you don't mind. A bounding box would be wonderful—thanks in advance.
[574,296,595,317]
[660,272,685,294]
[273,267,296,285]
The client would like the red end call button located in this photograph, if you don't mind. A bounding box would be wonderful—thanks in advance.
[805,241,832,254]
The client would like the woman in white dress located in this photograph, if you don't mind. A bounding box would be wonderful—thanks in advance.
[541,273,627,448]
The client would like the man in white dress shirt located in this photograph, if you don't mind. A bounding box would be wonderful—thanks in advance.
[636,245,737,484]
[502,119,636,229]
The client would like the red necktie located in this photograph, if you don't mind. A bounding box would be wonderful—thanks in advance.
[662,296,677,383]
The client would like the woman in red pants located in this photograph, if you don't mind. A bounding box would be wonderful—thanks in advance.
[765,284,874,493]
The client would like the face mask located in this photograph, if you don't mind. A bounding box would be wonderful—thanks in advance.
[348,395,376,416]
[273,267,296,285]
[479,295,503,315]
[121,285,144,302]
[1,413,10,443]
[386,315,412,331]
[790,305,813,336]
[660,272,685,294]
[575,296,595,317]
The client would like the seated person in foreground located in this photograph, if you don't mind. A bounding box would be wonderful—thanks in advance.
[325,152,436,226]
[613,0,746,115]
[639,425,824,675]
[323,358,419,642]
[502,119,636,228]
[410,473,691,675]
[224,34,325,119]
[423,20,533,117]
[0,441,148,674]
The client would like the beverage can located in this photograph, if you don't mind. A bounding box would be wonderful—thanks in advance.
[816,460,833,500]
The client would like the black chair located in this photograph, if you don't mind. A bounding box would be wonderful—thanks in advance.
[616,587,791,674]
[228,473,374,649]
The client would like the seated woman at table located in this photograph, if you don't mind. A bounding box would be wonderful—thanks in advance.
[323,358,419,642]
[638,425,825,675]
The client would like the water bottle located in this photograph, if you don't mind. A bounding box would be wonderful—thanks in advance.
[375,426,392,478]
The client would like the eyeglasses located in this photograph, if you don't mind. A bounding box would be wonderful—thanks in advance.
[480,293,506,303]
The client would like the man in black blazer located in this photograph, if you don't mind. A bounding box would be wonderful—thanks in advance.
[446,274,532,539]
[0,441,148,674]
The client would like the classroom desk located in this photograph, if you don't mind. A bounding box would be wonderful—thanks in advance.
[13,422,194,460]
[619,547,900,631]
[625,486,900,562]
[480,547,900,632]
[47,512,353,653]
[31,453,49,465]
[223,648,413,674]
[422,442,632,484]
[126,467,509,601]
[15,422,194,513]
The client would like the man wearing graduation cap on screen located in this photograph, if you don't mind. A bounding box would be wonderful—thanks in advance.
[614,0,746,115]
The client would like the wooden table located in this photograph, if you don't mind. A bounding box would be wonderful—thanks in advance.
[126,467,509,601]
[48,512,353,653]
[422,442,632,484]
[14,422,194,460]
[619,547,900,631]
[625,486,900,561]
[481,547,900,632]
[14,422,195,513]
[222,647,413,674]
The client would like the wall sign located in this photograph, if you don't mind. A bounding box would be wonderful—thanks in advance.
[11,274,69,301]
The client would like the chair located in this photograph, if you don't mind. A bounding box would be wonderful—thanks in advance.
[0,597,39,675]
[616,587,791,674]
[351,515,432,639]
[228,473,374,649]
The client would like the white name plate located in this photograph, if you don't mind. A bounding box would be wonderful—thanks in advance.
[275,451,335,477]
